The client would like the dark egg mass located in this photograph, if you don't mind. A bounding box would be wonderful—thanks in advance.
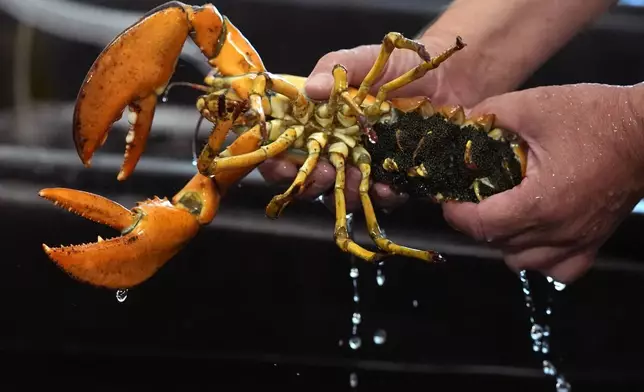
[365,110,523,203]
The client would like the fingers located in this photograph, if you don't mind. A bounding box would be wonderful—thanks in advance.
[441,179,539,244]
[305,43,436,101]
[305,45,381,100]
[258,158,297,184]
[540,251,595,284]
[370,183,409,210]
[297,159,335,200]
[503,245,570,273]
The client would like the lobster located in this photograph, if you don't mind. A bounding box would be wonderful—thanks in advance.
[39,1,528,289]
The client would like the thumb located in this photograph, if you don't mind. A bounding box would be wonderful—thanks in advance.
[305,45,381,100]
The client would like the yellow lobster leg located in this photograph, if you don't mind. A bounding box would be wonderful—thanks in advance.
[329,143,384,263]
[352,35,465,116]
[265,132,329,219]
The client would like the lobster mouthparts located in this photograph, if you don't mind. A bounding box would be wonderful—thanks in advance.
[39,188,201,289]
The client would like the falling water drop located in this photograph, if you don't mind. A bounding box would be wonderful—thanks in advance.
[412,299,419,308]
[543,360,556,376]
[373,329,387,345]
[349,372,359,388]
[376,268,385,286]
[345,213,363,351]
[348,336,362,350]
[547,276,567,292]
[556,377,572,392]
[519,270,572,392]
[116,289,128,303]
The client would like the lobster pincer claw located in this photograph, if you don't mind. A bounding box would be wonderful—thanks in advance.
[39,173,219,289]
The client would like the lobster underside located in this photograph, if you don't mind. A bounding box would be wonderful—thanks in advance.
[39,1,528,289]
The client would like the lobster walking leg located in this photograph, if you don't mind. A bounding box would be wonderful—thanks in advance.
[353,32,435,105]
[361,36,466,116]
[265,132,329,219]
[205,125,304,175]
[329,144,385,262]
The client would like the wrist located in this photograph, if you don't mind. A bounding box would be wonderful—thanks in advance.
[418,0,616,107]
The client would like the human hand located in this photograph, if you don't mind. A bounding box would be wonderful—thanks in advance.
[258,34,481,212]
[443,83,644,283]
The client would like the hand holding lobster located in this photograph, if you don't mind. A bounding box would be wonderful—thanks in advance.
[259,35,479,211]
[445,83,644,283]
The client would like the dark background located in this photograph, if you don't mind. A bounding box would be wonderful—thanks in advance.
[1,0,644,390]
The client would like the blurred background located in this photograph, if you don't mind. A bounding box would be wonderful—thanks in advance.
[1,0,644,390]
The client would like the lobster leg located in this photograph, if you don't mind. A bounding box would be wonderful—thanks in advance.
[329,143,385,263]
[265,132,329,219]
[204,125,305,176]
[353,32,435,105]
[359,36,466,116]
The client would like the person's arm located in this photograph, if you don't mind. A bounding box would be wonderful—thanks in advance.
[420,0,618,105]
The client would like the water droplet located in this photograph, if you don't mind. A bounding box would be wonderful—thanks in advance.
[116,289,128,303]
[556,377,571,392]
[543,360,556,376]
[161,96,168,103]
[191,159,197,166]
[349,372,359,388]
[348,336,362,350]
[546,307,552,315]
[373,329,387,345]
[412,299,418,308]
[531,324,544,340]
[350,267,359,278]
[553,281,567,291]
[353,295,360,303]
[352,312,362,325]
[376,269,385,286]
[541,340,550,354]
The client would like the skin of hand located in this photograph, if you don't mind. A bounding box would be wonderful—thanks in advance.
[258,0,618,211]
[443,83,644,283]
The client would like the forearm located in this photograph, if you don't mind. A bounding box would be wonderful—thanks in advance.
[422,0,617,104]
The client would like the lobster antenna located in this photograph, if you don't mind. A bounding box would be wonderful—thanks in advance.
[192,115,205,164]
[161,81,210,103]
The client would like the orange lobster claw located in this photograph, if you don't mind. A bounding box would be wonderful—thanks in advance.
[41,125,263,289]
[40,174,213,289]
[74,1,265,181]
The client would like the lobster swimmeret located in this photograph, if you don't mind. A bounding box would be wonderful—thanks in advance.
[39,1,528,289]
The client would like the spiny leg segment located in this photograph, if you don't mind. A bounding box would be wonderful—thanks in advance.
[353,34,466,116]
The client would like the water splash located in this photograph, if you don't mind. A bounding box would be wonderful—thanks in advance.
[519,270,571,391]
[115,289,128,303]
